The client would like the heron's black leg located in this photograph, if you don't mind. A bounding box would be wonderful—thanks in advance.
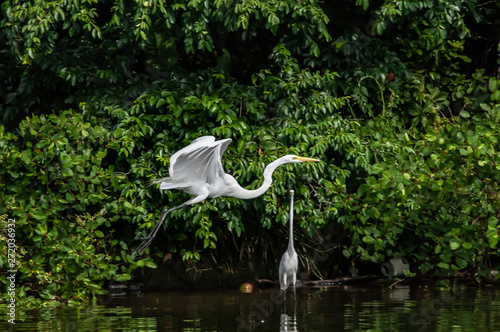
[283,289,287,315]
[294,285,297,314]
[134,204,185,254]
[293,273,297,304]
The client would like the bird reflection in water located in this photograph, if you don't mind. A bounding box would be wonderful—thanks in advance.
[280,312,298,332]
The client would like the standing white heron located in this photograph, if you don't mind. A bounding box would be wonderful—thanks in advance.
[135,136,319,253]
[279,190,298,303]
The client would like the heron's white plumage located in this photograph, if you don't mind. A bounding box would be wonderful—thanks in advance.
[279,249,298,290]
[160,137,231,191]
[156,136,317,200]
[279,190,298,297]
[135,136,319,253]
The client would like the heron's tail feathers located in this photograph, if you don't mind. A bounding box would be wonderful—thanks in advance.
[149,177,172,187]
[149,177,190,191]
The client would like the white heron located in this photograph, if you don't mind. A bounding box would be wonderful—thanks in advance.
[135,136,319,253]
[279,190,298,303]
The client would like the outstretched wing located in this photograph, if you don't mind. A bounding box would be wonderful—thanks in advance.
[161,136,232,189]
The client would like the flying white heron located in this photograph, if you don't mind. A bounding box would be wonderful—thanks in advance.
[279,190,298,302]
[135,136,319,253]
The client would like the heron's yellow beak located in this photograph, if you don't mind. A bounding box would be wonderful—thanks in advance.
[295,156,320,162]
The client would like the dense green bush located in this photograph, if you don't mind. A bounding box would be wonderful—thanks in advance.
[1,0,499,306]
[0,111,156,306]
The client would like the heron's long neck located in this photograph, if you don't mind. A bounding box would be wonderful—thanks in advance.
[288,194,295,251]
[231,158,287,199]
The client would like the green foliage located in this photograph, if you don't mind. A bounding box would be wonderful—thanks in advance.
[340,105,500,276]
[0,111,156,306]
[0,0,499,306]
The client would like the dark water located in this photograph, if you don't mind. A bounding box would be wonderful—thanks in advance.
[1,285,500,331]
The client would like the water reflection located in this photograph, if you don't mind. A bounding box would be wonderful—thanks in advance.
[1,286,500,331]
[280,313,298,332]
[280,293,298,332]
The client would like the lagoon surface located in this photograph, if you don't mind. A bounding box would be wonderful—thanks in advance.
[2,285,500,331]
